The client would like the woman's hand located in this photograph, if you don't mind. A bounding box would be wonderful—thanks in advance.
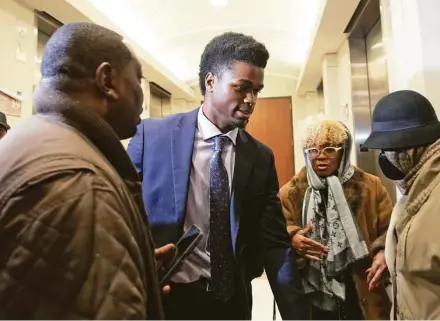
[366,250,387,291]
[292,223,328,261]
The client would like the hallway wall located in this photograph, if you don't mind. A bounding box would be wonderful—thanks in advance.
[259,74,296,99]
[319,39,358,166]
[381,0,440,116]
[292,91,324,172]
[0,0,37,127]
[0,0,324,176]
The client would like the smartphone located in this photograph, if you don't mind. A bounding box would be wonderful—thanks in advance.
[159,224,203,286]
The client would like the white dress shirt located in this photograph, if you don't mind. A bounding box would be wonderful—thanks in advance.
[172,107,238,283]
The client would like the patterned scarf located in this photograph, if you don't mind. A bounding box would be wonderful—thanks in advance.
[302,130,369,311]
[385,139,440,194]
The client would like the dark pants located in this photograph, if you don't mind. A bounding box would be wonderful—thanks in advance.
[163,278,247,320]
[309,273,364,320]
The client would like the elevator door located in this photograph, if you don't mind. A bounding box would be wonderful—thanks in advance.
[365,19,396,203]
[366,21,388,116]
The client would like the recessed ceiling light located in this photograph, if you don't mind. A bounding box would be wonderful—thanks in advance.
[210,0,228,8]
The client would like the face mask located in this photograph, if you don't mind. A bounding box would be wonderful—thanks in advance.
[378,152,406,180]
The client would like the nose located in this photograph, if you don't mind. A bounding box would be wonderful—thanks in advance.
[244,92,256,106]
[316,151,327,160]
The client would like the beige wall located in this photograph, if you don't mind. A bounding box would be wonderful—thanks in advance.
[35,31,49,88]
[0,2,151,150]
[319,40,357,166]
[259,74,296,99]
[170,98,197,114]
[0,0,37,128]
[336,40,357,165]
[381,0,440,116]
[292,91,324,173]
[0,1,309,173]
[148,96,196,117]
[0,0,196,143]
[292,49,364,172]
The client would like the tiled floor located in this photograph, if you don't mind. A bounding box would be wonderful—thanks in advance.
[251,275,281,320]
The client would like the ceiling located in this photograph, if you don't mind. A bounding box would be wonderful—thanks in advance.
[86,0,324,85]
[295,0,360,94]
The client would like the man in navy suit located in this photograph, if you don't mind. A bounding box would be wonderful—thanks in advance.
[127,32,306,320]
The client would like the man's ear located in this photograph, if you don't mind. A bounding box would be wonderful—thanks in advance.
[96,62,119,101]
[205,72,215,93]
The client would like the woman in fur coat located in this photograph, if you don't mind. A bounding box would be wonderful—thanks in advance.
[280,118,392,319]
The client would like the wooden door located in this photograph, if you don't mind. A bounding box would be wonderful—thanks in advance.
[246,97,295,187]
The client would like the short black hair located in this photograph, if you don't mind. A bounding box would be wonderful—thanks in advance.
[198,32,269,95]
[41,22,133,88]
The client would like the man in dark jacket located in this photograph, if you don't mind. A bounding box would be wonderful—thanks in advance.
[0,22,165,319]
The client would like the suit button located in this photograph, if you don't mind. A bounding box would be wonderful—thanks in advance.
[362,298,368,305]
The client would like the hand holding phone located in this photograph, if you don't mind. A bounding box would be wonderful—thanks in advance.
[154,244,175,293]
[158,224,203,286]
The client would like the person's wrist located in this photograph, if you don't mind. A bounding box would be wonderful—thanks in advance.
[372,248,385,259]
[288,227,301,238]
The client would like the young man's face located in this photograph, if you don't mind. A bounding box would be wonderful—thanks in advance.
[206,61,264,131]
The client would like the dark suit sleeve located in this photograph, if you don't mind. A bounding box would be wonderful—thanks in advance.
[262,152,308,320]
[127,121,144,181]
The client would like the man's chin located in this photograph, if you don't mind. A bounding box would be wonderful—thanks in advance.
[118,126,138,141]
[231,119,248,129]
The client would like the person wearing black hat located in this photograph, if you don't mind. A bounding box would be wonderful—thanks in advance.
[0,111,10,140]
[363,90,440,320]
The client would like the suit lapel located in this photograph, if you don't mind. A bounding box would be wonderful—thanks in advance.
[233,130,256,200]
[171,109,198,222]
[231,130,256,250]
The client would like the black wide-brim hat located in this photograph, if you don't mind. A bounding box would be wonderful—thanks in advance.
[363,90,440,150]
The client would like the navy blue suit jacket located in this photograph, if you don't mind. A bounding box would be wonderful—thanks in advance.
[127,108,307,319]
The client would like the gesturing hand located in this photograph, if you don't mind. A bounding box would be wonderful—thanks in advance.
[292,223,328,261]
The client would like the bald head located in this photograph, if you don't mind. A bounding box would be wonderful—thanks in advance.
[41,22,133,88]
[37,22,145,140]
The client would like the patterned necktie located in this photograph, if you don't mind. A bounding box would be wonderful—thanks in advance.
[209,135,235,301]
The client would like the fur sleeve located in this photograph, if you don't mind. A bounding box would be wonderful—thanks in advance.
[370,177,393,256]
[279,178,303,238]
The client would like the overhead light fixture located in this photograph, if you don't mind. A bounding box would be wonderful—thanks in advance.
[210,0,228,8]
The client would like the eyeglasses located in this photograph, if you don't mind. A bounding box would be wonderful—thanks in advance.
[305,146,343,159]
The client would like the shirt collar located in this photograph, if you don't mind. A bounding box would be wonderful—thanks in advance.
[197,106,238,145]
